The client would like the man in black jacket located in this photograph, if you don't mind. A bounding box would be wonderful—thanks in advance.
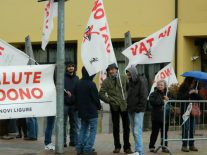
[126,66,148,155]
[64,62,80,147]
[75,67,101,155]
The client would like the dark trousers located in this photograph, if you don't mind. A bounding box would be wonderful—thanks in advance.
[149,120,169,149]
[110,107,131,150]
[182,117,195,147]
[16,118,27,137]
[0,120,8,136]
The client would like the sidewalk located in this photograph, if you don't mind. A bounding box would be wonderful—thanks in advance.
[0,131,206,155]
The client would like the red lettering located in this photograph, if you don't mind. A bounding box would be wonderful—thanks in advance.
[146,38,154,47]
[33,72,42,83]
[99,25,107,32]
[139,42,147,54]
[31,88,43,99]
[164,68,171,77]
[12,72,22,84]
[24,72,33,84]
[106,43,110,53]
[167,26,171,36]
[19,88,31,100]
[7,89,18,101]
[92,0,102,12]
[102,34,109,44]
[160,72,166,79]
[130,45,138,56]
[94,8,104,20]
[3,72,10,85]
[0,89,6,101]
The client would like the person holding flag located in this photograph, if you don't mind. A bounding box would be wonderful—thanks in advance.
[99,63,133,154]
[148,80,170,153]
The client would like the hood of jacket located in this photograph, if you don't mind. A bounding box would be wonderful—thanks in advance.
[82,67,95,80]
[126,66,138,82]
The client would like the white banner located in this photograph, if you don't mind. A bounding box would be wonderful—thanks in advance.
[122,19,178,69]
[149,63,178,96]
[41,0,57,50]
[81,0,117,76]
[0,65,56,119]
[0,39,29,66]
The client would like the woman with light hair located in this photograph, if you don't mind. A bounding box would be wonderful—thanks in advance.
[148,80,170,153]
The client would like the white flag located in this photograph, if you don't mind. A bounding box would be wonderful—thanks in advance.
[149,63,178,96]
[0,39,29,66]
[81,0,116,76]
[122,19,178,69]
[41,0,57,51]
[182,103,192,126]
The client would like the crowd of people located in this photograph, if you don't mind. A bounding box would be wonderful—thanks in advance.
[0,62,204,155]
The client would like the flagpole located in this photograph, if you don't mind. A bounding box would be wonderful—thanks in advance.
[117,70,125,100]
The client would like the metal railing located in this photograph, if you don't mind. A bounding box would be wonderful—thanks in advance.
[155,100,207,155]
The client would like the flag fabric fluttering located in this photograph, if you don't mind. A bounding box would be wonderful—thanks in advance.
[81,0,116,76]
[148,63,178,97]
[122,19,178,69]
[41,0,57,51]
[0,39,29,66]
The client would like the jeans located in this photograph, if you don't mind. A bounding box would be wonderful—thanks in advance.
[64,105,80,145]
[26,117,38,139]
[76,118,98,154]
[110,107,131,150]
[129,112,144,155]
[44,116,55,145]
[182,117,195,147]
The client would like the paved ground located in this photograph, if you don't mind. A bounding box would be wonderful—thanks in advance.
[0,131,207,155]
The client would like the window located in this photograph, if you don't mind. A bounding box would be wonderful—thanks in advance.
[32,43,77,65]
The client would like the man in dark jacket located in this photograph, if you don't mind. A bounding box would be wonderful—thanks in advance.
[75,67,101,155]
[126,66,148,155]
[64,62,80,147]
[99,63,133,154]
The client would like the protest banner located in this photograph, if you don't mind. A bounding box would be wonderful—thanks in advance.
[0,64,56,119]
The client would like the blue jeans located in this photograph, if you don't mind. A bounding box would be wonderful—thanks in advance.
[44,116,55,145]
[76,118,98,154]
[182,117,195,146]
[129,112,144,155]
[26,117,38,139]
[64,105,80,145]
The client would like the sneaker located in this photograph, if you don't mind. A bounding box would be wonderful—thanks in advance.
[189,146,198,151]
[45,143,55,151]
[181,146,189,152]
[2,135,14,140]
[149,148,155,152]
[128,152,139,155]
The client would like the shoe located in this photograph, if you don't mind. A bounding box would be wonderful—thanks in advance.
[69,142,76,147]
[92,148,95,152]
[64,143,67,147]
[149,148,155,152]
[162,148,170,153]
[189,146,198,151]
[16,134,22,138]
[45,143,55,151]
[83,152,97,155]
[181,146,189,152]
[2,135,14,140]
[129,152,139,155]
[24,137,37,141]
[113,148,121,153]
[124,148,133,154]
